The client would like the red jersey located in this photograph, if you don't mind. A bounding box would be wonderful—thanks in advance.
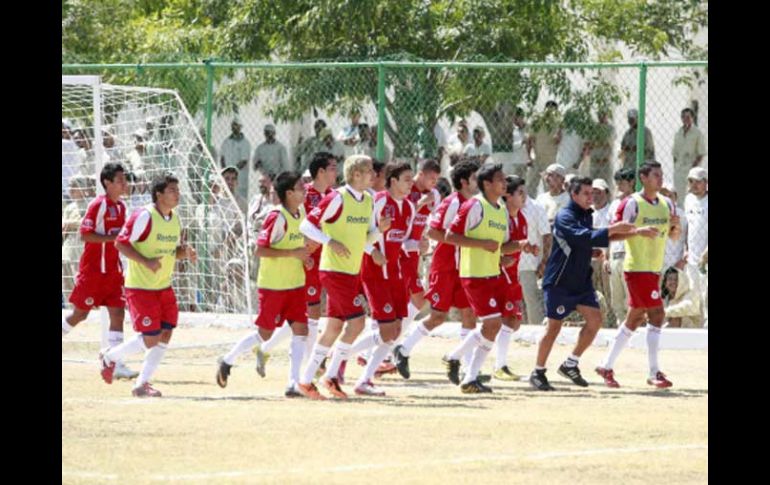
[406,184,441,242]
[362,191,415,280]
[428,191,466,274]
[79,195,127,275]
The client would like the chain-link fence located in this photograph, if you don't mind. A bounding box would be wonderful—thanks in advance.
[62,61,708,327]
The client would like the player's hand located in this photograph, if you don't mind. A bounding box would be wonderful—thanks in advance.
[419,238,430,255]
[306,240,321,253]
[481,239,499,253]
[536,263,545,279]
[609,221,635,235]
[634,226,659,238]
[670,214,681,229]
[185,245,198,263]
[417,191,435,209]
[371,249,387,266]
[329,240,351,258]
[292,247,310,261]
[378,216,392,233]
[145,257,162,272]
[304,257,315,270]
[501,255,515,268]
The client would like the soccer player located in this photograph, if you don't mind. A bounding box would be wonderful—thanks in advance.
[393,160,481,379]
[295,155,390,400]
[99,173,197,397]
[216,171,311,397]
[441,164,522,393]
[347,161,416,396]
[596,161,682,388]
[62,163,138,380]
[527,176,635,391]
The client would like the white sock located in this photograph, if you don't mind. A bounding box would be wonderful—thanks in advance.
[495,326,514,370]
[447,329,482,362]
[105,334,146,364]
[108,331,124,349]
[289,335,307,387]
[564,354,579,368]
[135,343,167,387]
[402,301,420,330]
[646,325,661,376]
[323,342,352,380]
[459,327,475,368]
[223,331,263,365]
[300,344,330,385]
[357,342,394,386]
[351,331,383,354]
[601,324,634,370]
[401,320,431,356]
[304,319,319,362]
[62,317,73,336]
[462,335,493,385]
[261,323,291,353]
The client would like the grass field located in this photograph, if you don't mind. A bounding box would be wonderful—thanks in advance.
[62,323,708,484]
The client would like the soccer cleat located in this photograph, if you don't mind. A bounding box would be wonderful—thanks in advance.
[374,361,397,378]
[99,350,115,384]
[393,344,411,379]
[595,366,620,388]
[354,380,386,396]
[493,366,520,381]
[461,380,493,394]
[529,369,555,391]
[297,382,327,400]
[216,358,232,388]
[647,371,673,389]
[322,377,348,399]
[443,357,461,385]
[356,355,367,367]
[255,348,270,378]
[285,385,302,398]
[478,373,492,383]
[558,363,589,387]
[113,361,139,380]
[131,382,162,397]
[315,357,328,379]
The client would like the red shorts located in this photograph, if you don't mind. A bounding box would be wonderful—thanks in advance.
[362,276,409,323]
[424,269,469,313]
[400,251,424,295]
[460,276,515,320]
[256,287,308,330]
[624,272,664,309]
[69,272,125,311]
[320,271,367,321]
[304,267,322,306]
[125,287,178,334]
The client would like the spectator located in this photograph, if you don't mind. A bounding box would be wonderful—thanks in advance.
[253,123,289,178]
[464,125,492,164]
[62,119,80,200]
[125,171,153,212]
[619,108,654,170]
[536,163,570,224]
[317,127,345,163]
[61,175,93,298]
[126,128,149,173]
[684,166,708,325]
[662,262,703,328]
[556,109,588,173]
[604,168,636,326]
[672,108,707,205]
[338,108,362,159]
[448,119,471,160]
[591,178,612,326]
[71,127,94,175]
[367,125,391,163]
[219,116,252,201]
[529,101,561,195]
[355,123,374,158]
[591,178,612,228]
[101,127,123,163]
[587,111,616,185]
[659,184,688,273]
[296,119,328,173]
[507,107,531,180]
[519,184,552,326]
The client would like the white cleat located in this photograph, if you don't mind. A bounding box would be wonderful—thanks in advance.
[113,361,140,380]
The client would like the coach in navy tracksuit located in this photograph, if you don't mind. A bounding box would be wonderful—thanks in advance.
[529,176,635,391]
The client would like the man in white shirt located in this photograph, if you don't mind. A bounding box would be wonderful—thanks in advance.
[507,108,531,180]
[535,163,570,224]
[660,184,687,273]
[591,178,612,325]
[464,125,492,164]
[219,117,252,201]
[672,108,707,205]
[684,166,707,326]
[252,124,289,198]
[604,168,635,326]
[519,190,552,326]
[338,109,362,159]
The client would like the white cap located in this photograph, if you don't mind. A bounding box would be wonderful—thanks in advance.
[592,179,610,191]
[545,163,567,177]
[687,167,708,181]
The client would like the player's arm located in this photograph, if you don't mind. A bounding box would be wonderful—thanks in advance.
[82,233,119,243]
[255,213,308,260]
[80,200,119,243]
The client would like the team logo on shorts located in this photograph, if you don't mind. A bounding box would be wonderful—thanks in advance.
[651,290,660,300]
[142,316,152,327]
[384,303,393,313]
[489,298,497,308]
[308,286,317,296]
[505,301,514,311]
[556,305,566,315]
[353,296,363,307]
[431,293,440,303]
[85,297,94,306]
